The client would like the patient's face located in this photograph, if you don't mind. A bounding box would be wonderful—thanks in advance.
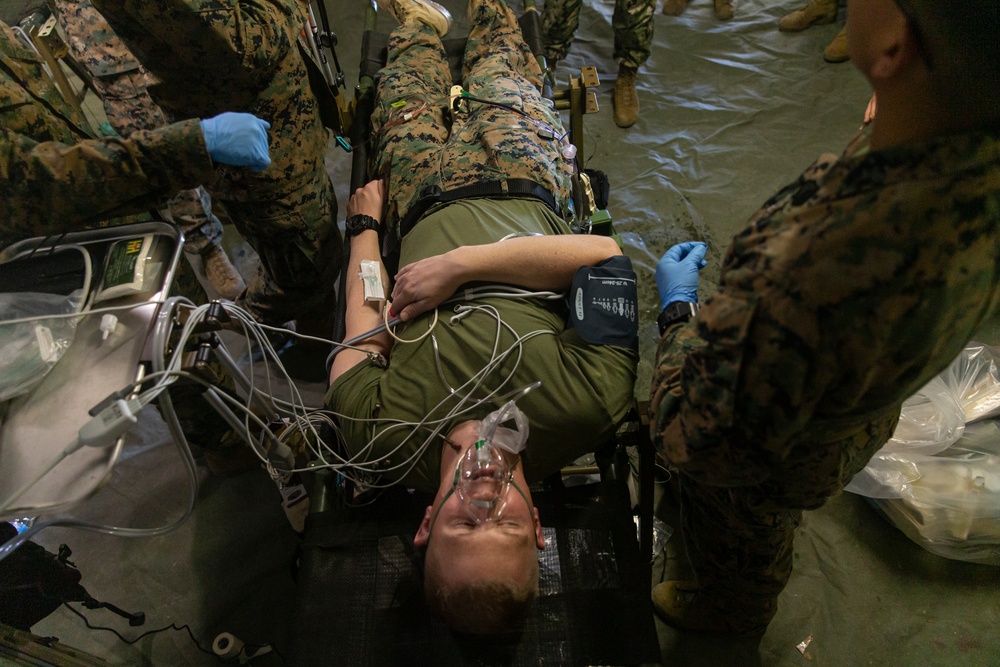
[413,420,545,573]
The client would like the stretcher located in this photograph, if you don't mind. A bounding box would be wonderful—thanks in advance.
[286,1,660,662]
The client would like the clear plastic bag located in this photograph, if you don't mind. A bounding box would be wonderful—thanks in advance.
[865,422,1000,565]
[845,343,1000,565]
[946,344,1000,423]
[0,291,83,401]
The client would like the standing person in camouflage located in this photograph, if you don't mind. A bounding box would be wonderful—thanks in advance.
[50,0,246,300]
[0,19,270,247]
[541,0,654,128]
[778,0,849,64]
[330,0,637,632]
[90,0,342,342]
[648,0,1000,635]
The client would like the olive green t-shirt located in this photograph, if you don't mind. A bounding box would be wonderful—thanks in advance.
[326,197,638,492]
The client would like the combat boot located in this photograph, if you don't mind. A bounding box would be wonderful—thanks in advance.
[201,243,246,301]
[714,0,734,20]
[823,26,849,63]
[662,0,689,16]
[376,0,452,36]
[778,0,837,32]
[652,581,732,632]
[613,64,639,128]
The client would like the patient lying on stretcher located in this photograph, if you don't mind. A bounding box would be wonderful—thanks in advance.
[325,0,638,633]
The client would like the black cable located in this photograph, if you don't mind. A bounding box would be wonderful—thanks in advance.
[63,602,286,664]
[62,602,216,658]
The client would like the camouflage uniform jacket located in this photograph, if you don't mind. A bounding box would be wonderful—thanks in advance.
[91,0,337,200]
[651,127,1000,506]
[0,21,214,245]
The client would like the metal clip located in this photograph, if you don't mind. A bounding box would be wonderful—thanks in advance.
[450,85,467,113]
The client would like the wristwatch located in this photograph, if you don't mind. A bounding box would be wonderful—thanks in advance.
[657,301,699,336]
[345,214,381,238]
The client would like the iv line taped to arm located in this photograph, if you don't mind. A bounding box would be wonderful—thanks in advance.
[360,259,385,302]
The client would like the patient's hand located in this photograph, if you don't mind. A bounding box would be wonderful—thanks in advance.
[347,179,386,219]
[391,249,470,321]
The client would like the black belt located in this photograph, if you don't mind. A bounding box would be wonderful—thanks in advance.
[398,179,558,238]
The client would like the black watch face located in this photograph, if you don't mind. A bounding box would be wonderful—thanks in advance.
[348,215,377,236]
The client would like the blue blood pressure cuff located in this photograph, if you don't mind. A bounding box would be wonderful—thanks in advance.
[567,255,639,350]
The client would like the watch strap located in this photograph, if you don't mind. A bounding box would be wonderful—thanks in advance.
[657,301,699,336]
[345,214,381,238]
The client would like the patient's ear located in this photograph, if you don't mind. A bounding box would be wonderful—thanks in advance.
[533,507,545,550]
[413,505,433,547]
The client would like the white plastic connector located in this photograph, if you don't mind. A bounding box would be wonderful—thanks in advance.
[100,314,119,341]
[70,398,142,453]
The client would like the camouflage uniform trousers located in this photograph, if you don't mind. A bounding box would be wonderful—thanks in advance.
[53,0,223,258]
[675,407,900,634]
[222,165,340,326]
[540,0,655,70]
[371,0,576,237]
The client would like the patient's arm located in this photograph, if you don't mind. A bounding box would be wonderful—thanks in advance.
[390,234,622,322]
[330,180,392,385]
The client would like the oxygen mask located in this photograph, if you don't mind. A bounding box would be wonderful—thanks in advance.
[431,400,532,529]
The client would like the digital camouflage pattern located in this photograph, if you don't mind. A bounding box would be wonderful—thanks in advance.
[372,0,577,236]
[53,0,223,256]
[651,127,1000,633]
[91,0,342,325]
[0,20,215,249]
[541,0,655,70]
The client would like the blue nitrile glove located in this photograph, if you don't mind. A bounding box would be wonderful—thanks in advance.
[199,112,271,172]
[655,241,708,309]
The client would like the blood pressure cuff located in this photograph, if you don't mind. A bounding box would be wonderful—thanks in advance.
[567,255,639,350]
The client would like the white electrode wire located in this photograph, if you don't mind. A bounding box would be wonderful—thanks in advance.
[325,285,563,366]
[286,305,555,484]
[248,297,550,483]
[61,291,561,494]
[158,303,305,472]
[384,302,438,344]
[303,307,547,482]
[362,325,554,483]
[155,301,325,470]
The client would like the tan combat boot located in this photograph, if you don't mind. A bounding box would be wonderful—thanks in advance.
[778,0,837,32]
[201,243,246,301]
[662,0,689,16]
[613,64,639,128]
[823,26,849,63]
[377,0,452,36]
[714,0,734,20]
[652,581,732,632]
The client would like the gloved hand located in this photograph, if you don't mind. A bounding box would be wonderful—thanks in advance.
[199,112,271,172]
[655,241,708,309]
